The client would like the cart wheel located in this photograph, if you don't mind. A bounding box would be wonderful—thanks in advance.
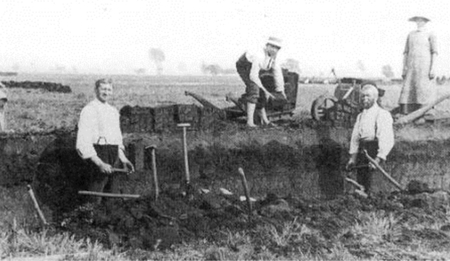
[311,95,337,121]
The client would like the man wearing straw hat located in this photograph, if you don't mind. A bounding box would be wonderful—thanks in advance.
[0,83,8,132]
[399,15,438,116]
[236,36,286,127]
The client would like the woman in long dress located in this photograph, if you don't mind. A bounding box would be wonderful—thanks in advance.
[399,16,438,115]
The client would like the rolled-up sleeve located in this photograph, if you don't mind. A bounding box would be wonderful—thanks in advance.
[76,106,97,159]
[376,110,394,160]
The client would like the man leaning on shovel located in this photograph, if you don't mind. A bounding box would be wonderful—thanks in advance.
[76,78,134,203]
[346,85,395,194]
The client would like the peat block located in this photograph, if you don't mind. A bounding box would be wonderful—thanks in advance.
[1,80,72,93]
[120,104,224,133]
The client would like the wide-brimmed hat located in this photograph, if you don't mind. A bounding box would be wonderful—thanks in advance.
[266,36,282,48]
[408,16,430,22]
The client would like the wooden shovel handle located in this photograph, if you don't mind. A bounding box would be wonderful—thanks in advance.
[238,167,252,215]
[78,191,140,198]
[363,150,403,191]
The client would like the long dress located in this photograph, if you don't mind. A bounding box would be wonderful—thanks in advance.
[399,29,437,105]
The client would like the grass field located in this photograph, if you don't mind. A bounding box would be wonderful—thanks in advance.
[2,74,450,260]
[3,73,450,135]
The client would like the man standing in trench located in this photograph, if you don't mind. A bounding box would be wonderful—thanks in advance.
[346,85,395,194]
[76,78,134,202]
[236,36,286,127]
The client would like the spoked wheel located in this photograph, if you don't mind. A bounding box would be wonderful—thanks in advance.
[311,95,337,121]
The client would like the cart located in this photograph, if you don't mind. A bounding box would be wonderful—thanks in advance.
[310,77,384,127]
[185,69,299,121]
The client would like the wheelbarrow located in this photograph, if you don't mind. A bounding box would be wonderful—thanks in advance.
[185,69,299,121]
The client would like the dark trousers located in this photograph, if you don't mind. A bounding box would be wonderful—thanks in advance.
[86,144,120,202]
[356,140,379,193]
[236,54,273,109]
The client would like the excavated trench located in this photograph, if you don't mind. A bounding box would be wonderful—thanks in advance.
[2,121,450,255]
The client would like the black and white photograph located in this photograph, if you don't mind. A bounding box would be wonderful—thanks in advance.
[1,0,450,260]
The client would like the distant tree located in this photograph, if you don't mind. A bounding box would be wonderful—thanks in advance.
[281,58,301,74]
[356,60,366,72]
[54,64,66,73]
[149,48,165,75]
[221,68,236,75]
[134,68,147,75]
[381,65,394,78]
[201,63,222,76]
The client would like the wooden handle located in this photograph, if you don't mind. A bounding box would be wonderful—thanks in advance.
[177,123,191,128]
[27,185,48,225]
[151,147,159,200]
[238,167,252,215]
[111,168,129,173]
[395,93,450,125]
[78,191,140,198]
[363,150,403,191]
[181,126,190,184]
[345,177,365,191]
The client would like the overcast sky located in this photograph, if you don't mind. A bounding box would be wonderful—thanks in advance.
[0,0,449,77]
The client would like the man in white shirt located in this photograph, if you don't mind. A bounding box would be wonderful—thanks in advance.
[236,37,286,127]
[76,78,134,198]
[346,85,395,193]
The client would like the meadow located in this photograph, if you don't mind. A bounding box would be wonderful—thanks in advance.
[2,73,450,260]
[3,73,450,136]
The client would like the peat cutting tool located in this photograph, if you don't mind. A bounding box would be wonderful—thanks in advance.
[27,184,48,226]
[345,165,368,198]
[78,191,140,198]
[238,167,253,217]
[177,123,191,185]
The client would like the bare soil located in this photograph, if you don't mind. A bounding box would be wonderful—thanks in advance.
[56,178,450,259]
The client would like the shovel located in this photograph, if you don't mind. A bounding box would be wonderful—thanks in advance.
[364,150,403,191]
[344,167,368,198]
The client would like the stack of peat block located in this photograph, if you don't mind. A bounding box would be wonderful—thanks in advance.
[1,81,72,93]
[120,104,225,133]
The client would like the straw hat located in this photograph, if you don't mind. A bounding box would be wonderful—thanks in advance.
[266,36,282,48]
[408,16,430,22]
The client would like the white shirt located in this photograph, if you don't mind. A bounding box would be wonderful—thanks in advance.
[0,110,5,132]
[245,48,285,92]
[76,99,124,159]
[349,104,394,160]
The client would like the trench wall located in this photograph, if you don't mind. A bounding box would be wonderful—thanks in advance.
[1,126,450,200]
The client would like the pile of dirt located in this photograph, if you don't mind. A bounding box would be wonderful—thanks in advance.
[1,80,71,93]
[57,179,450,258]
